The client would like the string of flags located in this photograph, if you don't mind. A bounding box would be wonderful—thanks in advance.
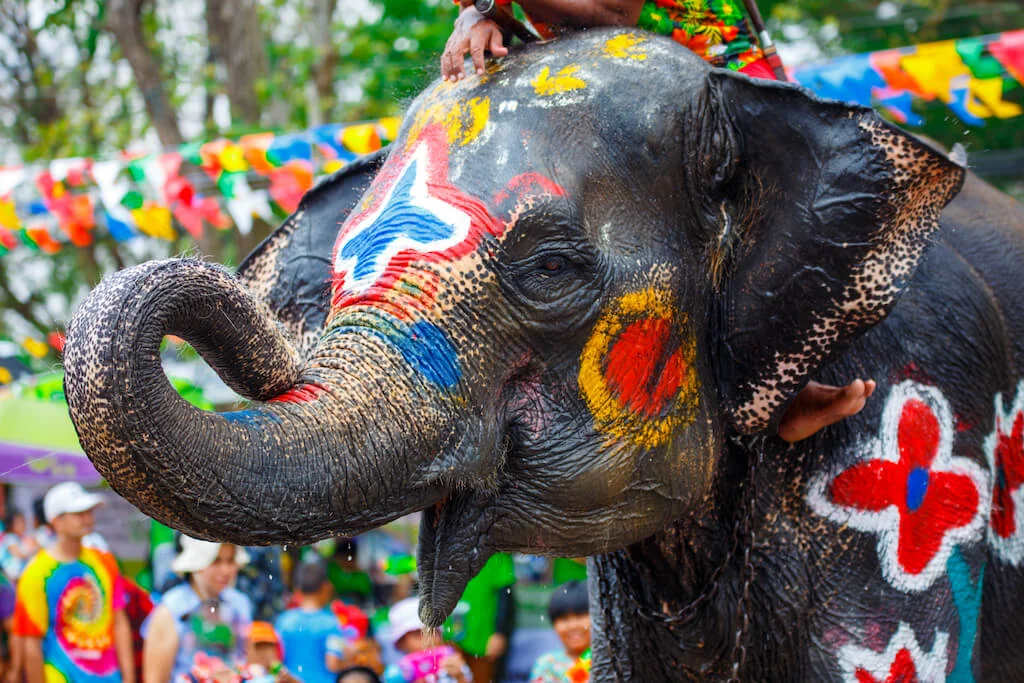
[0,118,400,257]
[0,29,1020,260]
[790,29,1023,127]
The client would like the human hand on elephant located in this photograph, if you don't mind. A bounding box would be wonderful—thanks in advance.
[441,5,508,81]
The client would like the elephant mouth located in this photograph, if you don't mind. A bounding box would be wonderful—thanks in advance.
[418,489,499,627]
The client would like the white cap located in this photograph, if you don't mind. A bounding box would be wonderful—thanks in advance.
[170,535,250,574]
[44,482,104,523]
[388,597,425,646]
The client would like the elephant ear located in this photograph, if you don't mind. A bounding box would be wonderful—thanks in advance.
[236,149,386,358]
[703,70,965,435]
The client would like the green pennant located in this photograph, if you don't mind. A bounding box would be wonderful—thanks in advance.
[179,141,204,167]
[956,38,1005,80]
[17,230,39,251]
[120,190,144,210]
[127,157,150,183]
[217,172,246,198]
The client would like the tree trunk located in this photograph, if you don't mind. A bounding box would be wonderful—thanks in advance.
[311,0,339,124]
[205,0,269,128]
[106,0,183,146]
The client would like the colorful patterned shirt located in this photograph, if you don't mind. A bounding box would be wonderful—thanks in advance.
[13,546,127,683]
[637,0,763,71]
[521,0,766,73]
[529,651,575,683]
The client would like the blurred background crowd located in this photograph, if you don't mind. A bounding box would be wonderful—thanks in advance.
[0,480,590,683]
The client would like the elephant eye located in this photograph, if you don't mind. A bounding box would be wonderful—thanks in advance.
[539,255,569,274]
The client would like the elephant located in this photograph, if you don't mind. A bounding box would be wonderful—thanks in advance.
[63,27,1024,681]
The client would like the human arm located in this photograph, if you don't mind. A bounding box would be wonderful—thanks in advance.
[485,582,515,660]
[114,609,135,683]
[440,650,472,683]
[142,606,179,683]
[21,637,43,683]
[441,5,509,81]
[3,634,20,683]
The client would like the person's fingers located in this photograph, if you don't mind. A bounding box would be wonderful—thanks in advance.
[488,27,509,58]
[863,379,877,397]
[442,40,465,81]
[469,28,488,75]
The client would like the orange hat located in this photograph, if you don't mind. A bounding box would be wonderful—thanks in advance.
[249,621,279,645]
[248,621,283,660]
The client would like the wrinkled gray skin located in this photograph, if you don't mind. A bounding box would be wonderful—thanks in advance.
[65,28,1024,680]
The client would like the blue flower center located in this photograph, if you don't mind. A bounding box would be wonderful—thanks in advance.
[906,467,930,511]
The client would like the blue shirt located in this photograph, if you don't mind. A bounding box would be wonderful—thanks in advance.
[275,606,344,683]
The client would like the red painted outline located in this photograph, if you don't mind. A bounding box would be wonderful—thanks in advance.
[330,124,505,314]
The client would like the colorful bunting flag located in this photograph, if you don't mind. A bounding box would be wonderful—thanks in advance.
[792,29,1023,128]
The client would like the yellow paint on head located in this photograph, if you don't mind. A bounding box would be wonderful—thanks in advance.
[532,65,588,96]
[578,289,700,448]
[603,34,648,61]
[406,94,491,149]
[444,97,491,146]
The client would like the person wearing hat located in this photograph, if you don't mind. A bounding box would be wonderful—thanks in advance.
[386,598,471,683]
[141,536,252,682]
[12,482,135,683]
[244,621,299,683]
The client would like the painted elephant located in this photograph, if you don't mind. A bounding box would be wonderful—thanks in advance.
[64,28,1024,681]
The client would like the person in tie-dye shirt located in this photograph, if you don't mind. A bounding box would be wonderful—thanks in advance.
[13,483,134,683]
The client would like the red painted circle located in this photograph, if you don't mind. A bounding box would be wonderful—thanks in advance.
[603,317,687,418]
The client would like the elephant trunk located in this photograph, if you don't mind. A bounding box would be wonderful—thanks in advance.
[64,259,449,544]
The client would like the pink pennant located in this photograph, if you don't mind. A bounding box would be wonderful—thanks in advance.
[990,29,1024,83]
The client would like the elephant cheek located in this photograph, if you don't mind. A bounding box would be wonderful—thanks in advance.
[577,289,702,448]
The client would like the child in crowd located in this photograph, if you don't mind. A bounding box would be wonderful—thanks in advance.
[274,560,348,683]
[387,598,472,683]
[245,622,298,683]
[440,0,876,444]
[529,581,590,683]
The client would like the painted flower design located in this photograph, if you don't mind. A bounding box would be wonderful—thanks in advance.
[839,622,948,683]
[986,381,1024,565]
[809,381,988,591]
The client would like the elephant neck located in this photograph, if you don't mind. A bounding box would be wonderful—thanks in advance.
[589,440,765,681]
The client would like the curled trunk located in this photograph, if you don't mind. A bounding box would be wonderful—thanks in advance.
[64,259,448,544]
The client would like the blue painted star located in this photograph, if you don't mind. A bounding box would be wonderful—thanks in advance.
[334,146,471,293]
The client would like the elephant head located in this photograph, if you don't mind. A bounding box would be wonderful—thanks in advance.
[64,28,964,625]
